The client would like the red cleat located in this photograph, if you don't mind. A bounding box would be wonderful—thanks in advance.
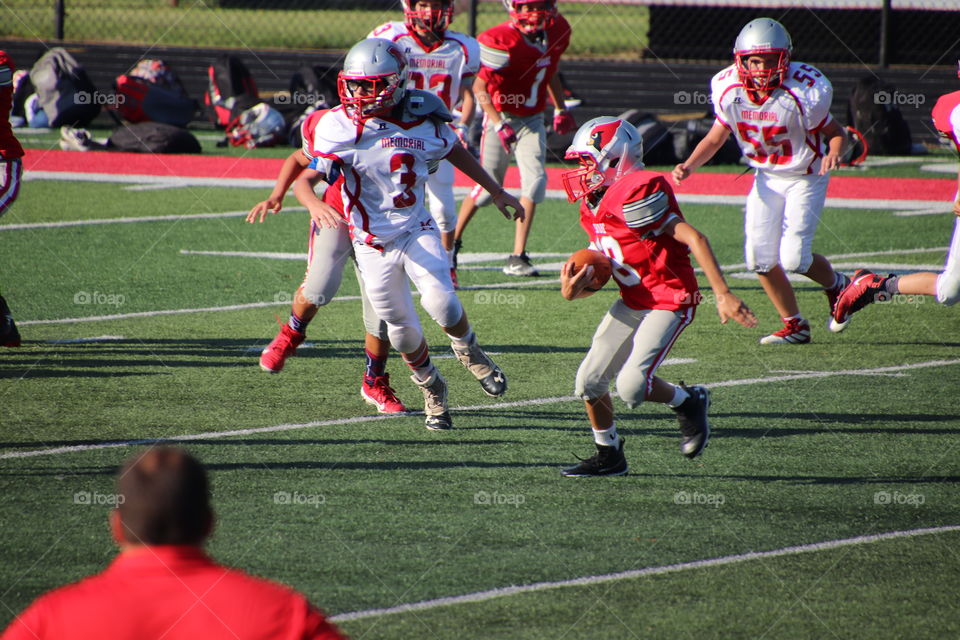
[760,317,811,345]
[259,324,304,373]
[831,269,892,327]
[361,374,408,413]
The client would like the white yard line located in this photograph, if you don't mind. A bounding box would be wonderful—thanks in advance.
[2,358,957,461]
[330,525,960,622]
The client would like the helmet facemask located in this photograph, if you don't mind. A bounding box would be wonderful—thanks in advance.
[735,49,790,92]
[337,73,404,124]
[404,0,454,37]
[503,0,556,35]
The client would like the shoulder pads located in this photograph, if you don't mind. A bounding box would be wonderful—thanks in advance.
[403,89,453,123]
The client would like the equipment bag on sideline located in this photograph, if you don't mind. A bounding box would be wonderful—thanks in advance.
[109,122,201,154]
[204,55,259,129]
[29,47,100,127]
[114,59,196,127]
[847,76,912,156]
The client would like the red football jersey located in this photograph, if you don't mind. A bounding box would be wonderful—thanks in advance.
[578,171,699,311]
[1,546,346,640]
[0,50,25,161]
[476,14,571,117]
[932,90,960,151]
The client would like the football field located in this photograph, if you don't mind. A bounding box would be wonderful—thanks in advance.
[2,151,959,638]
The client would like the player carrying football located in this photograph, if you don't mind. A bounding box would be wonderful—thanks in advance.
[368,0,479,285]
[560,117,757,477]
[0,49,24,347]
[830,62,960,323]
[293,39,523,431]
[454,0,575,278]
[673,18,849,345]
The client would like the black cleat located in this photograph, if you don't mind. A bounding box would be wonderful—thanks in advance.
[0,296,21,347]
[424,411,453,431]
[562,439,628,477]
[673,383,710,459]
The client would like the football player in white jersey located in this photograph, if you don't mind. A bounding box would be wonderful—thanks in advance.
[293,38,523,431]
[673,18,850,345]
[368,0,480,284]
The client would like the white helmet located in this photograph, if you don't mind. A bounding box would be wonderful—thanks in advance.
[402,0,454,36]
[562,116,644,202]
[733,18,792,91]
[337,39,407,124]
[226,102,285,148]
[501,0,557,35]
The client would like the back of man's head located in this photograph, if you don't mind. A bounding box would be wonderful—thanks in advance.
[116,447,212,546]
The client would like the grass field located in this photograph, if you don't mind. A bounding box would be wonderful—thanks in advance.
[0,1,650,58]
[1,150,960,637]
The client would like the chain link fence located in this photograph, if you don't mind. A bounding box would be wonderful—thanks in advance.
[2,1,958,64]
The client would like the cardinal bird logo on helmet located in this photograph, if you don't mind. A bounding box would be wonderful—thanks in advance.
[589,120,621,155]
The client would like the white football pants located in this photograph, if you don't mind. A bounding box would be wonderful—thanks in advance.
[744,169,829,274]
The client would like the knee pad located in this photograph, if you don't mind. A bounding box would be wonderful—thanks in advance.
[938,272,960,306]
[615,370,648,410]
[420,287,462,328]
[575,367,609,402]
[780,251,811,274]
[387,323,423,354]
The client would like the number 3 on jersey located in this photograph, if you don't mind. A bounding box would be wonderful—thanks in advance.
[594,235,642,287]
[390,152,417,208]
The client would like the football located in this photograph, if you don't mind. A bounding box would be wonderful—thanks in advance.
[568,248,612,291]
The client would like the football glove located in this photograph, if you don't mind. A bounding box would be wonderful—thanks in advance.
[553,110,575,135]
[495,120,517,152]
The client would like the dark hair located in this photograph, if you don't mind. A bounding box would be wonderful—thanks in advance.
[116,447,211,546]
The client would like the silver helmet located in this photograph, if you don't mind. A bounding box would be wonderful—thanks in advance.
[337,38,408,123]
[733,18,792,90]
[562,116,644,202]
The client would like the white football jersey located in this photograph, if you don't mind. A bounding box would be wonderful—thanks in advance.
[711,61,834,175]
[308,105,457,247]
[368,21,480,112]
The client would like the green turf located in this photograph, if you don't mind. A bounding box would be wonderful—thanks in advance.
[1,168,959,637]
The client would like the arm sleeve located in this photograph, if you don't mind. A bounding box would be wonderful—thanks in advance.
[620,177,680,236]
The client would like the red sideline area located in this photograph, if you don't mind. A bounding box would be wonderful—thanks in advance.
[24,148,955,201]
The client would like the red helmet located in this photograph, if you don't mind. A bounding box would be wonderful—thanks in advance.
[337,39,407,124]
[402,0,454,36]
[502,0,556,35]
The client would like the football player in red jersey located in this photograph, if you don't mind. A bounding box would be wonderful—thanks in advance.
[831,62,960,324]
[559,117,757,477]
[453,0,574,278]
[247,111,409,415]
[0,50,24,347]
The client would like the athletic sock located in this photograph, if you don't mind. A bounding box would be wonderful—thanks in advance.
[829,271,845,291]
[403,344,434,382]
[450,328,475,351]
[288,313,308,335]
[592,424,619,448]
[782,313,805,324]
[364,348,388,382]
[883,276,900,295]
[666,384,690,409]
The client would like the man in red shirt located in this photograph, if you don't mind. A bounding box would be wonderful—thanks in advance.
[1,447,347,640]
[559,117,756,477]
[454,0,574,278]
[0,50,24,347]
